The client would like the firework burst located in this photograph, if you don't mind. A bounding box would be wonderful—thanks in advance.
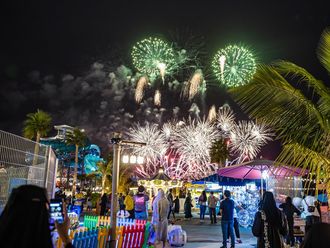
[184,69,204,100]
[208,105,217,122]
[154,90,161,106]
[131,37,177,82]
[171,118,220,179]
[127,123,168,162]
[228,121,273,163]
[212,44,256,87]
[135,76,148,103]
[217,105,236,134]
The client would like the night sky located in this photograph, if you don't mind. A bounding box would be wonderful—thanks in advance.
[1,0,329,158]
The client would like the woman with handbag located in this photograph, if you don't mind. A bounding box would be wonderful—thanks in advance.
[252,191,288,248]
[302,195,321,233]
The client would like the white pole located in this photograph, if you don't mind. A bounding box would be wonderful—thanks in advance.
[109,143,121,248]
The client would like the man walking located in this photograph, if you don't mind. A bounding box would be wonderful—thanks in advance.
[220,190,235,248]
[207,191,218,224]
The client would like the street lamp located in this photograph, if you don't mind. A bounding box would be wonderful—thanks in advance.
[109,133,146,248]
[122,154,144,165]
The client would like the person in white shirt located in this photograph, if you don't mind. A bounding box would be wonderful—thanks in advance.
[302,195,321,233]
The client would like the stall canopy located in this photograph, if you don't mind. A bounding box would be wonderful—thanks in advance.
[218,159,307,179]
[218,159,308,194]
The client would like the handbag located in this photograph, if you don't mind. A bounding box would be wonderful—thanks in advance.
[304,199,315,213]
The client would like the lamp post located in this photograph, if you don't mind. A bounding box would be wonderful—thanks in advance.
[109,133,146,248]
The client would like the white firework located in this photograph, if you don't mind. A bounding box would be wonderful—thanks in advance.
[217,104,235,134]
[187,69,204,100]
[171,118,220,179]
[127,123,168,162]
[229,121,273,163]
[154,90,161,106]
[135,76,148,103]
[208,105,217,122]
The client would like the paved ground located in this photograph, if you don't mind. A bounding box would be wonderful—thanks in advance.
[167,215,257,248]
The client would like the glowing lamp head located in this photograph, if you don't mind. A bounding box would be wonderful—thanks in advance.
[122,155,129,163]
[130,155,137,164]
[137,156,144,164]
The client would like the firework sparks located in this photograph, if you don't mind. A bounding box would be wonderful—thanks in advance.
[212,44,256,87]
[135,76,148,103]
[154,90,161,106]
[208,105,217,122]
[187,69,204,100]
[219,55,226,81]
[171,118,220,179]
[228,121,273,163]
[217,105,235,134]
[127,123,168,162]
[131,37,177,82]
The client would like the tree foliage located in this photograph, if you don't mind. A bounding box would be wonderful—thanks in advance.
[230,29,330,191]
[23,109,52,141]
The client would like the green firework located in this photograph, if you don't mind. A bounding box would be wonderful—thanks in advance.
[131,37,177,81]
[212,45,256,87]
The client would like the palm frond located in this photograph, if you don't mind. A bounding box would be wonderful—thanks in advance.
[317,28,330,75]
[230,65,325,144]
[274,60,330,98]
[23,109,52,140]
[65,127,87,147]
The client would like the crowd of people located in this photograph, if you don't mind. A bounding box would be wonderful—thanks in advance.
[0,184,330,248]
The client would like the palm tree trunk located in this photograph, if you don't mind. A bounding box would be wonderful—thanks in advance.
[32,132,41,166]
[66,166,70,189]
[60,161,63,187]
[72,144,79,195]
[101,174,106,194]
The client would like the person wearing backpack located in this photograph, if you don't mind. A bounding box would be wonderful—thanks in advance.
[134,185,149,220]
[302,195,320,233]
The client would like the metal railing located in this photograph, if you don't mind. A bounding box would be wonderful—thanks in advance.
[0,130,58,210]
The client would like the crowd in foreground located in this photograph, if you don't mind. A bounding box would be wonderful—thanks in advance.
[0,185,330,248]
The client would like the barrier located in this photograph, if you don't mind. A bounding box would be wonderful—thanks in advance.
[73,228,99,248]
[119,224,146,248]
[84,215,147,228]
[84,215,99,229]
[57,217,149,248]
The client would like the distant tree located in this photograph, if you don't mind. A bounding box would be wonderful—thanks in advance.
[210,138,229,167]
[23,109,52,165]
[66,127,87,195]
[94,159,112,194]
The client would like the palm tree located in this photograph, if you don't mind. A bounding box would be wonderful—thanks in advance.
[94,160,112,194]
[229,29,330,192]
[23,109,52,165]
[210,138,229,167]
[66,127,87,195]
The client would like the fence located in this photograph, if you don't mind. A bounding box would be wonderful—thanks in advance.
[84,215,147,229]
[56,222,150,248]
[0,130,58,210]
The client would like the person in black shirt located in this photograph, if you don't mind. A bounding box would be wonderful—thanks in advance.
[279,196,301,247]
[0,185,74,248]
[100,193,108,216]
[220,190,235,248]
